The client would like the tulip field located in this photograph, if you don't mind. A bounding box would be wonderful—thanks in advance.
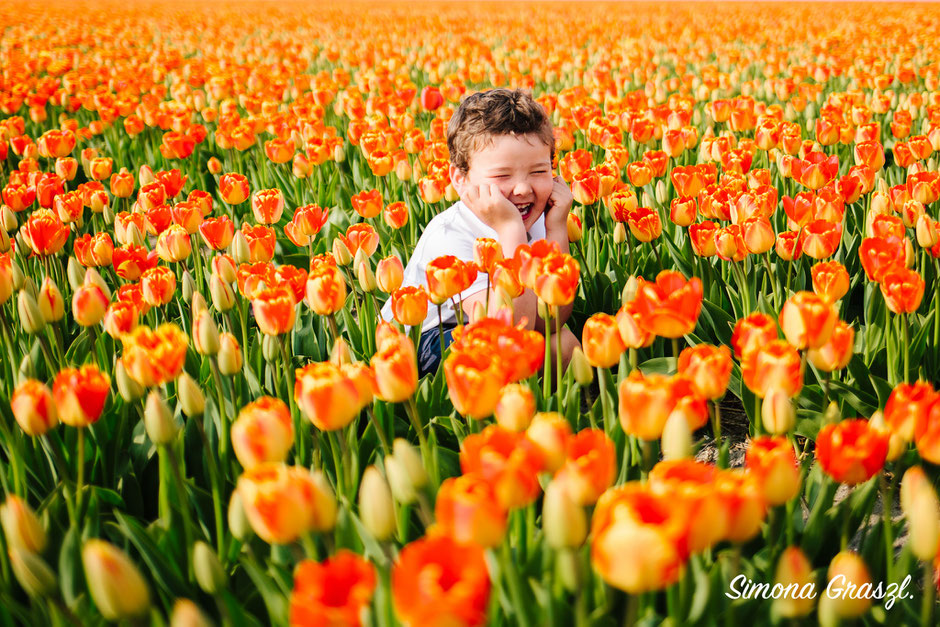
[3,0,940,624]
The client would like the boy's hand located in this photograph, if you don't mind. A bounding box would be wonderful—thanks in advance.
[544,176,573,233]
[463,183,524,233]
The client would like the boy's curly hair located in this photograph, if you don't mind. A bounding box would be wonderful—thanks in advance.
[447,88,555,173]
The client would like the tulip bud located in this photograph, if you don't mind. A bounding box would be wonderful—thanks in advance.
[566,213,582,243]
[10,258,25,291]
[206,157,223,176]
[227,491,252,541]
[613,222,627,244]
[1,205,16,232]
[218,333,243,375]
[916,215,939,248]
[193,310,220,355]
[655,180,667,205]
[385,439,428,504]
[333,143,346,163]
[170,599,213,627]
[332,238,352,266]
[262,334,280,362]
[818,551,873,624]
[900,466,940,561]
[72,284,108,327]
[192,541,227,594]
[125,222,145,247]
[115,360,145,402]
[17,290,45,334]
[494,384,536,432]
[662,410,692,460]
[569,347,594,386]
[21,276,38,300]
[9,548,56,598]
[762,388,795,434]
[230,230,249,264]
[621,275,639,304]
[357,260,377,293]
[330,337,352,366]
[469,300,485,323]
[209,274,235,312]
[772,546,816,618]
[177,373,205,417]
[83,267,111,300]
[82,539,151,621]
[139,164,155,186]
[444,184,459,202]
[0,495,47,553]
[102,202,115,226]
[191,291,208,317]
[0,229,9,253]
[38,278,65,322]
[145,390,178,446]
[181,270,196,303]
[359,466,396,541]
[543,481,587,549]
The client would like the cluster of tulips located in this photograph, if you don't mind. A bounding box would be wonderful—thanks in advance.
[2,0,940,625]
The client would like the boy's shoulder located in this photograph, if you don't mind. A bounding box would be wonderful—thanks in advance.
[417,201,496,253]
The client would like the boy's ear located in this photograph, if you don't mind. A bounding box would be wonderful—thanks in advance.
[449,164,467,196]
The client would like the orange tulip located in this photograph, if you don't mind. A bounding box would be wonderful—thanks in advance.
[885,381,936,442]
[252,285,296,336]
[811,261,850,302]
[816,419,888,485]
[571,169,601,205]
[140,266,177,306]
[688,221,719,257]
[232,397,294,470]
[392,534,490,627]
[21,209,69,256]
[199,216,235,251]
[615,301,654,349]
[383,201,409,230]
[290,551,376,627]
[859,236,906,282]
[460,426,544,509]
[340,223,380,258]
[156,224,192,263]
[53,365,110,428]
[104,301,139,339]
[741,339,804,398]
[237,464,336,544]
[435,474,507,547]
[251,189,285,225]
[426,255,476,305]
[631,270,703,338]
[73,232,114,268]
[11,379,58,436]
[801,219,841,259]
[375,256,404,293]
[534,253,580,307]
[618,371,708,441]
[390,286,429,327]
[120,323,188,388]
[730,312,778,360]
[305,264,347,315]
[627,207,662,242]
[913,396,940,465]
[807,320,854,373]
[371,325,418,403]
[294,362,362,431]
[880,268,925,314]
[494,384,536,432]
[714,470,767,543]
[677,344,732,400]
[746,436,800,505]
[292,204,330,237]
[554,428,616,505]
[72,284,109,327]
[444,349,506,420]
[473,238,503,275]
[591,483,688,593]
[241,224,276,263]
[351,189,383,219]
[779,291,837,350]
[582,313,626,369]
[219,173,250,205]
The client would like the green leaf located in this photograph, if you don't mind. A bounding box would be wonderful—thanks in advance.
[240,555,289,627]
[110,511,187,599]
[58,525,84,608]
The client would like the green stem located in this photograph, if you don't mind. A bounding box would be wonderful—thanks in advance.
[279,339,305,466]
[542,304,552,405]
[165,446,195,583]
[922,560,935,627]
[555,311,563,412]
[75,428,85,519]
[499,541,533,627]
[902,313,910,383]
[209,358,231,472]
[195,416,226,559]
[597,367,612,435]
[881,473,894,584]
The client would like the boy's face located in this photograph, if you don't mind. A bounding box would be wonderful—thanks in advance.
[451,133,554,232]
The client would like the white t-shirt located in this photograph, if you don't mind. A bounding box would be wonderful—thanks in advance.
[380,200,546,333]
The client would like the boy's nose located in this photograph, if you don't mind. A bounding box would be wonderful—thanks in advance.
[511,179,533,198]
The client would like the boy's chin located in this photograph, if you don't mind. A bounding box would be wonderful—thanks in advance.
[522,208,544,232]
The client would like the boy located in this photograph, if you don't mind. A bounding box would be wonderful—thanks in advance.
[380,88,580,376]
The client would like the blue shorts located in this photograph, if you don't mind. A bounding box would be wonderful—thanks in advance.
[417,323,457,378]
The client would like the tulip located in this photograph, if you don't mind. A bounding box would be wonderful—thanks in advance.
[808,320,854,372]
[494,384,536,432]
[218,332,243,375]
[359,466,396,541]
[144,390,177,446]
[900,466,940,561]
[435,475,507,547]
[371,326,419,403]
[444,350,505,420]
[294,362,361,431]
[390,286,428,327]
[53,365,110,427]
[375,255,404,293]
[290,551,377,627]
[741,340,804,398]
[619,371,708,441]
[385,439,428,505]
[581,312,626,369]
[10,379,58,436]
[121,324,188,388]
[880,267,925,314]
[631,270,703,338]
[677,344,732,400]
[251,189,285,224]
[555,428,616,505]
[177,372,205,417]
[460,426,544,509]
[305,265,346,315]
[0,495,47,553]
[9,548,57,599]
[746,436,800,505]
[543,480,588,549]
[392,535,490,626]
[82,539,151,621]
[219,173,249,205]
[231,397,294,470]
[816,419,888,485]
[525,412,572,473]
[818,551,873,623]
[811,261,850,302]
[771,547,816,618]
[237,464,336,544]
[779,291,837,350]
[885,381,937,442]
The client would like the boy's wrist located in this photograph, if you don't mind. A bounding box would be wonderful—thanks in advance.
[494,222,527,256]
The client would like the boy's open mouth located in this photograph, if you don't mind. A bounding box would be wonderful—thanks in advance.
[515,202,533,219]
